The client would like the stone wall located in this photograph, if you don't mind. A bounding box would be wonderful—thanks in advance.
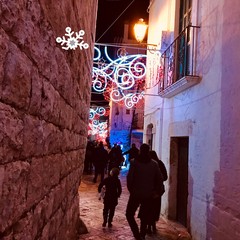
[0,1,97,239]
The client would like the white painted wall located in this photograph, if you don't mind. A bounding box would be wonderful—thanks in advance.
[144,0,240,239]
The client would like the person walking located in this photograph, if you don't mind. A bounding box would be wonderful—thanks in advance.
[141,150,168,234]
[123,143,139,166]
[93,141,109,183]
[125,144,164,240]
[108,144,124,172]
[98,167,122,228]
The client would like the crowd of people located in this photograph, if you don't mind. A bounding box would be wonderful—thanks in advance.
[84,141,125,182]
[83,141,168,240]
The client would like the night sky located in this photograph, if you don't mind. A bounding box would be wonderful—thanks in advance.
[96,0,149,43]
[92,0,149,106]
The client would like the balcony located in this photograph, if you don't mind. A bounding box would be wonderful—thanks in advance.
[159,25,201,98]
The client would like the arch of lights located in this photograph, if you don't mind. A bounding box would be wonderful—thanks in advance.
[92,45,147,109]
[89,106,107,120]
[88,120,108,138]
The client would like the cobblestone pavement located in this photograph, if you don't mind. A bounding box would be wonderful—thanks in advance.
[79,168,191,240]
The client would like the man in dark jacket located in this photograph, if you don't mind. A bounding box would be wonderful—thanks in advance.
[93,141,108,183]
[126,144,163,240]
[108,144,124,172]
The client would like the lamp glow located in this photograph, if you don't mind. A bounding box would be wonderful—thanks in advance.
[134,19,148,43]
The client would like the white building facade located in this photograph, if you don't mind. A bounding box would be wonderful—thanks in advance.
[144,0,240,239]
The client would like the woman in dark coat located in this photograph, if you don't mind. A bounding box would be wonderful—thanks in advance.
[147,150,168,233]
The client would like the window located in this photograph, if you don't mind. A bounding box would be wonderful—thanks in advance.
[179,0,192,31]
[126,109,130,115]
[159,0,200,98]
[177,0,192,79]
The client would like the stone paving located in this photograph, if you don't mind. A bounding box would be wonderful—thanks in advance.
[79,168,191,240]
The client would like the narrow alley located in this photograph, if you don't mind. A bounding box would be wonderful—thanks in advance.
[79,168,191,240]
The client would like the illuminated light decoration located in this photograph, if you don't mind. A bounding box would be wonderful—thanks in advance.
[92,67,111,93]
[89,107,107,120]
[146,54,164,89]
[93,45,147,108]
[56,27,89,50]
[110,90,144,109]
[88,120,108,138]
[93,46,147,93]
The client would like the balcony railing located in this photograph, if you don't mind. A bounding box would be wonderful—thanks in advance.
[159,25,200,97]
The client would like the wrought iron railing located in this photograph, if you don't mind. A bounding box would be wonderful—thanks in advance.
[159,25,200,92]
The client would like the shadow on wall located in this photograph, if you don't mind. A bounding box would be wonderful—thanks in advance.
[206,4,240,237]
[206,168,240,240]
[79,218,88,235]
[188,171,193,234]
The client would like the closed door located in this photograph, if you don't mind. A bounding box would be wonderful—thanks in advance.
[176,137,189,226]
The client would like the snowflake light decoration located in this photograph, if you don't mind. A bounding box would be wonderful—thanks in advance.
[56,27,89,50]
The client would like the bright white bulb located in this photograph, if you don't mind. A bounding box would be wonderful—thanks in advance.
[134,19,148,43]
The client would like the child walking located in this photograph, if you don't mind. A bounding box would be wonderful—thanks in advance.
[98,167,122,227]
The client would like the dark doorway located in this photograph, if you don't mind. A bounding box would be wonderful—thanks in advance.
[146,124,153,150]
[171,137,189,227]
